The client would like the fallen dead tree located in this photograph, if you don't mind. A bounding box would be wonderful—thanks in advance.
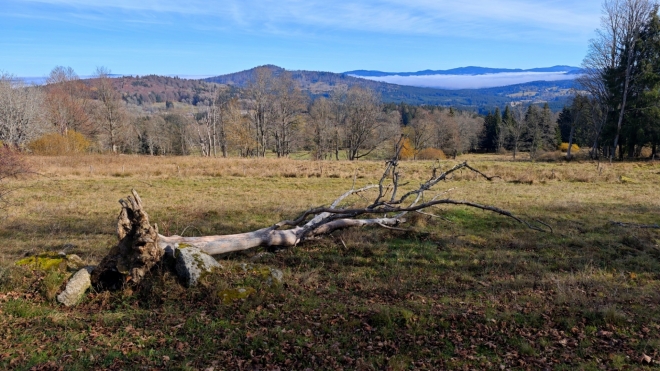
[92,149,550,289]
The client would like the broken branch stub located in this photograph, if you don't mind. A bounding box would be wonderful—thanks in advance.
[91,190,163,289]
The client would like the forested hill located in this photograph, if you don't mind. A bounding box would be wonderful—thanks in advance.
[204,65,393,93]
[99,66,575,112]
[109,75,220,106]
[204,65,576,112]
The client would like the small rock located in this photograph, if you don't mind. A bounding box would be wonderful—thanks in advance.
[65,254,86,271]
[267,268,283,286]
[239,262,252,273]
[175,247,222,287]
[60,243,76,253]
[57,266,94,307]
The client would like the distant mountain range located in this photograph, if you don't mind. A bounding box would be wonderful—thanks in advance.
[203,65,578,112]
[344,65,582,77]
[343,65,582,90]
[17,65,579,113]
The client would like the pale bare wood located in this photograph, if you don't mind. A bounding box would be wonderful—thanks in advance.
[159,217,403,256]
[91,189,163,290]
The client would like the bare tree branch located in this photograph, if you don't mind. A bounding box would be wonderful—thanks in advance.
[610,221,660,229]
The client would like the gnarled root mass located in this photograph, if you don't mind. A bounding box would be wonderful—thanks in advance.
[91,149,549,288]
[91,190,163,290]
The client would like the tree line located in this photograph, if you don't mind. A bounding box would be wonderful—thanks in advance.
[1,65,575,160]
[567,0,660,160]
[0,66,491,159]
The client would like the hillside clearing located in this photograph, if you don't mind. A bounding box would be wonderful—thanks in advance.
[1,154,659,370]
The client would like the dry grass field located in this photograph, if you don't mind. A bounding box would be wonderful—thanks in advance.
[1,153,659,370]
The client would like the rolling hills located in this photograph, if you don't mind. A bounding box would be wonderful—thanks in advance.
[63,65,580,113]
[203,65,577,112]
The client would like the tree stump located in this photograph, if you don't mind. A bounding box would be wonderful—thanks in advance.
[91,190,163,290]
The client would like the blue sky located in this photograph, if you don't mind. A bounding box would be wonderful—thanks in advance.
[2,0,602,77]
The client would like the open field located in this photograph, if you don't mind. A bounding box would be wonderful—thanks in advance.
[1,154,660,370]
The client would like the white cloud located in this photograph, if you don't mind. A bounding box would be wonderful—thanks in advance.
[357,72,579,89]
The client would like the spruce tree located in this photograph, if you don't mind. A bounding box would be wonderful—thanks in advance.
[480,111,497,152]
[501,105,515,151]
[494,107,503,151]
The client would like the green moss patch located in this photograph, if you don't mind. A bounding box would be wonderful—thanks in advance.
[218,287,256,304]
[16,253,66,272]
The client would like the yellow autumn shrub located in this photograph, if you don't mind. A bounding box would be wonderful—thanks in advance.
[416,148,447,160]
[399,138,415,160]
[28,131,91,155]
[559,142,580,152]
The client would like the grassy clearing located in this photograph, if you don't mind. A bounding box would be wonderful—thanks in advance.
[1,154,659,370]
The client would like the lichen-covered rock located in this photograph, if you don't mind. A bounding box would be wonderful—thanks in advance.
[175,246,222,287]
[267,268,284,286]
[57,266,94,307]
[65,254,86,271]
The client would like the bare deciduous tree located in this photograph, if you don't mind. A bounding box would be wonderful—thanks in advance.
[308,97,334,160]
[406,109,434,160]
[0,73,48,147]
[227,111,255,158]
[44,66,92,136]
[247,67,275,157]
[455,110,485,154]
[433,109,461,156]
[272,72,306,158]
[341,87,392,160]
[91,67,126,153]
[580,0,657,161]
[503,104,527,160]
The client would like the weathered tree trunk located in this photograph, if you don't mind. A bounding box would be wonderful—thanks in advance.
[91,190,163,290]
[567,125,575,160]
[159,217,402,256]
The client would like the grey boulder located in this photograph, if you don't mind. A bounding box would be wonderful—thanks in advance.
[175,246,222,287]
[65,254,86,271]
[57,266,94,307]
